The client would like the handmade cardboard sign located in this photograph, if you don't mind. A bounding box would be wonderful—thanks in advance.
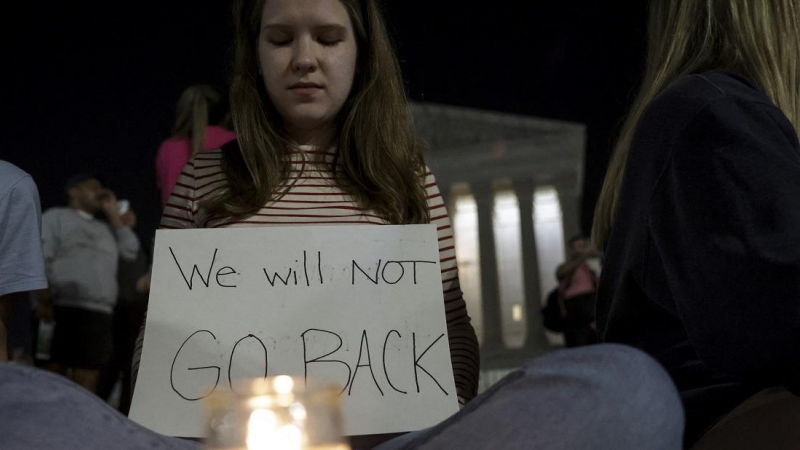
[129,225,458,437]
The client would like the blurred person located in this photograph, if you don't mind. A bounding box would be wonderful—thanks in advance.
[0,161,48,362]
[541,286,566,337]
[155,85,236,208]
[97,204,151,414]
[592,0,800,447]
[0,167,198,450]
[38,174,141,393]
[556,235,600,347]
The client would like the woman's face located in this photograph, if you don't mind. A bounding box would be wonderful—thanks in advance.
[258,0,358,145]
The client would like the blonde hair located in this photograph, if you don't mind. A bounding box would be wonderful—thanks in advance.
[201,0,429,224]
[171,85,227,158]
[592,0,800,248]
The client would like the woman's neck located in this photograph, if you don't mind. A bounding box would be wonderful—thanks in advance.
[285,123,333,147]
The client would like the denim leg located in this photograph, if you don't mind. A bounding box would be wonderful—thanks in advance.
[1,345,684,450]
[0,363,201,450]
[376,343,684,450]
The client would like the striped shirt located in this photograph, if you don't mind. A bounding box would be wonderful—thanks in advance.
[138,145,480,404]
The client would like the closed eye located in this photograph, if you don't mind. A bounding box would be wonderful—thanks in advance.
[268,38,292,46]
[263,28,292,46]
[318,38,343,47]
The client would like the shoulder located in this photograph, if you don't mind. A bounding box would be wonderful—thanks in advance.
[0,161,36,199]
[420,164,436,184]
[156,138,190,168]
[205,126,237,146]
[672,71,797,156]
[658,70,766,103]
[652,73,800,211]
[692,70,772,104]
[157,136,190,152]
[188,148,225,174]
[696,71,794,137]
[638,70,796,159]
[161,148,226,229]
[42,207,71,222]
[650,70,787,129]
[43,206,70,215]
[0,161,30,183]
[420,166,443,201]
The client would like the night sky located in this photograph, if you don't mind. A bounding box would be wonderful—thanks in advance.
[2,1,647,250]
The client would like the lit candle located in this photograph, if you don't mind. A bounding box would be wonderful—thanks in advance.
[205,376,350,450]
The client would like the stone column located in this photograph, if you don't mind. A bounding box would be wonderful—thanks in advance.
[472,182,504,356]
[514,179,550,353]
[556,183,581,254]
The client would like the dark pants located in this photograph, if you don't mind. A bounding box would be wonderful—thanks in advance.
[97,302,147,415]
[50,306,113,369]
[563,293,598,347]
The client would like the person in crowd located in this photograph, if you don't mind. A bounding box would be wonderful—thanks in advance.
[556,235,600,347]
[541,285,565,337]
[592,0,800,447]
[38,174,141,393]
[155,84,236,208]
[134,0,685,449]
[142,0,481,412]
[0,161,48,362]
[97,204,151,414]
[0,166,196,449]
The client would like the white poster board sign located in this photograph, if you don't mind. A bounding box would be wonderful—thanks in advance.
[129,225,458,437]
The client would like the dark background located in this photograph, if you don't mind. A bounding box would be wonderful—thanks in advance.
[2,1,647,250]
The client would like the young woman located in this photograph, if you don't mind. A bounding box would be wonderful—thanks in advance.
[593,0,800,447]
[151,0,481,408]
[155,85,236,208]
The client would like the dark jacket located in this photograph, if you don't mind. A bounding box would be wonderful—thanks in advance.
[596,70,800,444]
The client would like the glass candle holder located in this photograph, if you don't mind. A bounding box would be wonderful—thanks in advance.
[204,376,350,450]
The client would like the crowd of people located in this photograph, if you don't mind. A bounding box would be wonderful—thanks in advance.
[1,82,237,414]
[1,0,799,449]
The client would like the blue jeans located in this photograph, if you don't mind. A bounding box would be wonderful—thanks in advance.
[0,344,683,449]
[374,344,684,450]
[0,363,200,450]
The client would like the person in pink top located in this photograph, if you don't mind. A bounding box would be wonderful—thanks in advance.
[155,85,236,208]
[557,235,600,347]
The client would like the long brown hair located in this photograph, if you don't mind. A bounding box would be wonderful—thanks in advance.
[201,0,429,225]
[592,0,800,248]
[171,85,228,158]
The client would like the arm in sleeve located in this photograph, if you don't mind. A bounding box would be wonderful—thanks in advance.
[114,226,141,261]
[160,158,199,229]
[0,174,47,296]
[40,210,61,287]
[650,97,800,393]
[424,169,481,404]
